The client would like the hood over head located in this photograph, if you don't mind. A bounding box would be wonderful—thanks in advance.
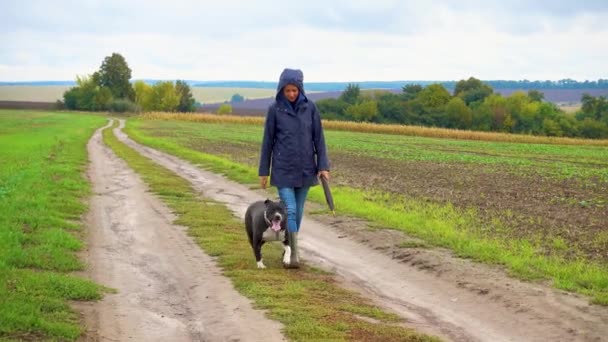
[276,68,306,102]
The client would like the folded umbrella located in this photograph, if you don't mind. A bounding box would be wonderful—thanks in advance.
[320,176,335,216]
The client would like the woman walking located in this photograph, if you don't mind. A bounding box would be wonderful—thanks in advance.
[258,68,330,268]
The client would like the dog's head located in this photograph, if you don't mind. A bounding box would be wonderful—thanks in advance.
[264,199,287,232]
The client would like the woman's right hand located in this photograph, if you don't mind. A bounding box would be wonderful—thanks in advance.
[260,176,268,189]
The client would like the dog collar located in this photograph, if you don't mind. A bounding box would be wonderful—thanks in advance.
[263,210,272,227]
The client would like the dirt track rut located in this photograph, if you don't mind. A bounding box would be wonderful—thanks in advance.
[79,121,285,341]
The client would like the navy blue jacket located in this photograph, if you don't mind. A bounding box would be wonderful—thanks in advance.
[258,68,330,188]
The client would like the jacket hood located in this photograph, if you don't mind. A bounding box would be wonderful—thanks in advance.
[276,68,306,102]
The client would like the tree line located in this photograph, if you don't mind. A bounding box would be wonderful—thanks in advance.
[317,78,608,139]
[190,79,608,92]
[61,53,195,113]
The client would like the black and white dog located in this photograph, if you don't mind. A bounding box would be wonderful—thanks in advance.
[245,199,291,268]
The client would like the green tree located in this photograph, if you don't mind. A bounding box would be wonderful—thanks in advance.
[556,115,579,137]
[578,118,608,138]
[579,94,608,123]
[151,81,179,112]
[231,93,245,103]
[340,83,360,104]
[454,77,493,105]
[445,97,473,129]
[176,80,196,112]
[98,53,134,100]
[527,90,545,102]
[133,80,154,111]
[543,118,563,136]
[345,100,379,122]
[376,93,406,123]
[62,75,112,111]
[471,103,493,131]
[483,94,508,131]
[402,84,423,101]
[316,98,348,120]
[217,103,233,115]
[63,87,79,109]
[503,114,516,132]
[517,101,541,133]
[417,84,451,110]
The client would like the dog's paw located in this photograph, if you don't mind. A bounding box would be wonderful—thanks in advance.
[257,261,266,269]
[282,246,291,265]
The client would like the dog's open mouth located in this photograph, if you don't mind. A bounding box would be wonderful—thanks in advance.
[271,219,282,232]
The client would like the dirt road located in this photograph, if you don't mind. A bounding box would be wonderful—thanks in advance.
[78,121,286,341]
[110,119,608,342]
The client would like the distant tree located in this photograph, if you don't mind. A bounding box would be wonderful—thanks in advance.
[543,118,563,136]
[231,93,245,103]
[345,100,379,122]
[504,91,530,130]
[471,103,493,131]
[340,83,360,104]
[151,81,180,112]
[483,94,508,131]
[578,118,608,138]
[527,90,545,102]
[376,93,406,123]
[62,74,112,111]
[517,101,542,133]
[98,53,134,100]
[417,84,451,110]
[454,77,483,95]
[402,84,423,100]
[133,80,154,111]
[217,103,233,115]
[445,97,473,129]
[176,80,196,112]
[580,94,608,123]
[556,115,579,137]
[454,77,493,105]
[316,98,348,120]
[63,87,79,109]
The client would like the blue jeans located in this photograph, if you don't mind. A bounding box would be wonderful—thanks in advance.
[277,187,310,233]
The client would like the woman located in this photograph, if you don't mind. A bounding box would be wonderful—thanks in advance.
[258,68,330,269]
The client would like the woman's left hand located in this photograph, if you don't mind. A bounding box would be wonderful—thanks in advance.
[318,170,330,181]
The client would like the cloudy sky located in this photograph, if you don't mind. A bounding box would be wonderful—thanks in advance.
[1,0,607,82]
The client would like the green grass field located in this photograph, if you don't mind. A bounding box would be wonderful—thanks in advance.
[124,117,608,305]
[0,110,107,341]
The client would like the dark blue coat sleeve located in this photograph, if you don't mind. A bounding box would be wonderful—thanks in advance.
[258,107,275,176]
[312,104,330,171]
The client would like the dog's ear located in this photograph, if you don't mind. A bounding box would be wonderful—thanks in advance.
[264,199,271,205]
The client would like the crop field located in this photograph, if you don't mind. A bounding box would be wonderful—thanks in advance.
[190,87,275,103]
[0,86,69,102]
[125,113,608,303]
[0,86,277,104]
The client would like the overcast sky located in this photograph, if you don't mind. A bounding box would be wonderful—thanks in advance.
[1,0,607,82]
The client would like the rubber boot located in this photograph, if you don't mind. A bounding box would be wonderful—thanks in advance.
[285,231,300,269]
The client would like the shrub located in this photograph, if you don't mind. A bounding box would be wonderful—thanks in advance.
[217,104,233,115]
[108,99,141,113]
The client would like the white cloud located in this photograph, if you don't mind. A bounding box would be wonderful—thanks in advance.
[0,0,607,81]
